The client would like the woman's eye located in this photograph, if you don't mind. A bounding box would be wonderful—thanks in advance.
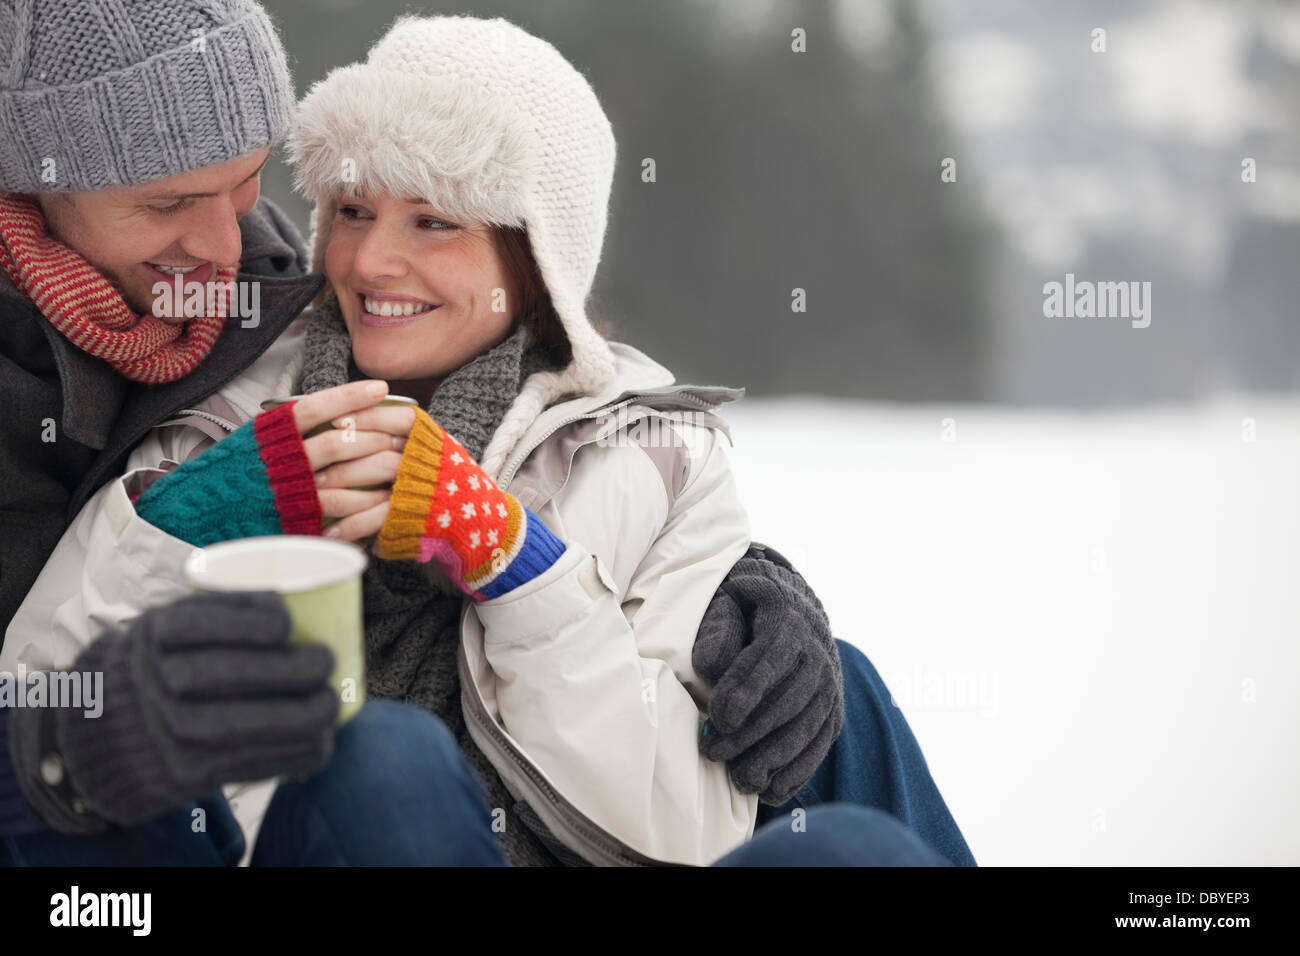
[418,217,455,231]
[338,205,364,220]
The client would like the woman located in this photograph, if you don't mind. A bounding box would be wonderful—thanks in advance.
[157,12,797,864]
[6,15,974,866]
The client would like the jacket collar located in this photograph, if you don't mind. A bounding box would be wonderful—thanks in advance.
[495,341,745,486]
[0,266,132,450]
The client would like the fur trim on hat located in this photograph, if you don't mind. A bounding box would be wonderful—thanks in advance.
[289,68,534,276]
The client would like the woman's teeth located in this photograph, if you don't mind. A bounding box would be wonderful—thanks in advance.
[151,263,200,275]
[363,296,434,317]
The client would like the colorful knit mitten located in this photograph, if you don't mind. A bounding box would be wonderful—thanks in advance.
[376,408,566,601]
[134,402,321,546]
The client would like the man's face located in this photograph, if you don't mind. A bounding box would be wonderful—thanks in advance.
[36,147,271,319]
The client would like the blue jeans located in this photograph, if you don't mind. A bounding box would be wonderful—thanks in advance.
[753,640,978,867]
[715,804,953,865]
[2,642,975,867]
[0,700,506,866]
[254,690,958,866]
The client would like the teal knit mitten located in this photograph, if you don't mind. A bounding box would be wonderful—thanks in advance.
[134,402,321,547]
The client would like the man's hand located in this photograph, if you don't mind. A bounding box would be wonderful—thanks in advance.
[7,592,339,834]
[693,543,845,806]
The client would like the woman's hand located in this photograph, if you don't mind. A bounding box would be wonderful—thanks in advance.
[291,383,417,542]
[373,407,566,599]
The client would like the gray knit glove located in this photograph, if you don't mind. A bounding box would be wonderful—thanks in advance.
[8,592,339,835]
[693,543,845,806]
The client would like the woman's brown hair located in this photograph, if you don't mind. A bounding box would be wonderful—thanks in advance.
[491,227,611,366]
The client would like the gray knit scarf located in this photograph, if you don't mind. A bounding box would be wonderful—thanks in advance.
[299,294,585,866]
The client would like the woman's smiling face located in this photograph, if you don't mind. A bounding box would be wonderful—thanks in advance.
[324,190,516,390]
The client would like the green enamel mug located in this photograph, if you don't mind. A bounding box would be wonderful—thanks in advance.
[183,536,368,723]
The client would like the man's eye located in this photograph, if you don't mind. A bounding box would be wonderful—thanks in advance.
[151,199,192,216]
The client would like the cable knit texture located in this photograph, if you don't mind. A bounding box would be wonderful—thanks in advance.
[0,0,296,192]
[376,407,566,601]
[134,401,321,545]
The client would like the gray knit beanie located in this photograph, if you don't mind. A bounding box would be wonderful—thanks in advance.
[0,0,295,192]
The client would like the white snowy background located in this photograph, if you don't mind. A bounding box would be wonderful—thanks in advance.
[716,0,1300,866]
[724,395,1299,866]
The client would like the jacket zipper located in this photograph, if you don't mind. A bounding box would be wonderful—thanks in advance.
[174,407,241,434]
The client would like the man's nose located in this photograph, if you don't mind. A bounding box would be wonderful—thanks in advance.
[179,198,243,266]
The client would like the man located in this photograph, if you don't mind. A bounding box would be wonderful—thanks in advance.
[0,0,320,631]
[0,0,858,863]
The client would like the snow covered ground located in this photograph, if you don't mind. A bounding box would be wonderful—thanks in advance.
[721,394,1300,866]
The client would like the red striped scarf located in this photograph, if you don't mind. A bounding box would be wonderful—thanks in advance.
[0,193,230,384]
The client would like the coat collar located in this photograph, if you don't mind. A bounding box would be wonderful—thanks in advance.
[0,267,133,450]
[494,341,745,487]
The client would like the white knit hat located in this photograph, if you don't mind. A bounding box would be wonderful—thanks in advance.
[287,15,619,477]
